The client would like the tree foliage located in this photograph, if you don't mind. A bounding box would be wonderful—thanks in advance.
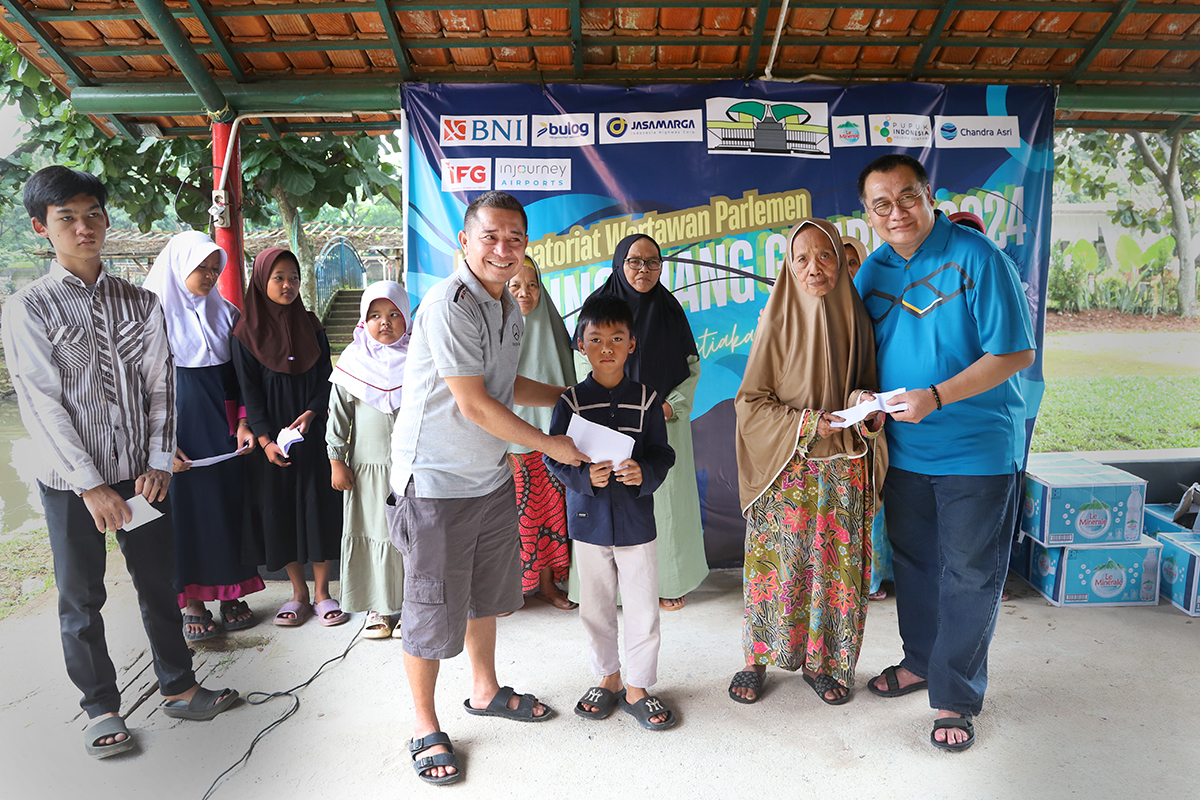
[0,36,402,309]
[1055,128,1199,317]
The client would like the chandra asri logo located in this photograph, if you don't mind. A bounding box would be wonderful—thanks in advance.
[940,122,958,141]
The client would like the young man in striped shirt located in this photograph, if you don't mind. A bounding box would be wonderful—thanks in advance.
[2,166,238,760]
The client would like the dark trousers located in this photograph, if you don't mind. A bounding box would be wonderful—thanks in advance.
[40,481,195,719]
[883,467,1019,717]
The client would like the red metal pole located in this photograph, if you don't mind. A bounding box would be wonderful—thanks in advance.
[212,121,245,309]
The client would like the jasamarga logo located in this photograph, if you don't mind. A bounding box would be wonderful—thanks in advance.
[1091,558,1127,598]
[599,110,703,145]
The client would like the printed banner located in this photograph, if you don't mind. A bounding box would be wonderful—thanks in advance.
[403,81,1055,565]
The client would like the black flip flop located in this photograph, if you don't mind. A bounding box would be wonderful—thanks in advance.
[803,673,852,705]
[931,715,975,752]
[183,610,220,642]
[574,687,623,719]
[728,669,765,704]
[867,665,928,698]
[409,731,461,785]
[220,600,256,631]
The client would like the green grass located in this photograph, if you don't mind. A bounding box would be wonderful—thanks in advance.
[1031,376,1200,453]
[0,528,116,621]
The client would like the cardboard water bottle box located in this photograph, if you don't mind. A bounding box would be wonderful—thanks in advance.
[1157,532,1200,616]
[1144,504,1190,537]
[1026,535,1162,608]
[1021,454,1147,546]
[1010,531,1032,582]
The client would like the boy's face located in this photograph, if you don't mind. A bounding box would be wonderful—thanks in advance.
[31,193,108,268]
[578,320,634,382]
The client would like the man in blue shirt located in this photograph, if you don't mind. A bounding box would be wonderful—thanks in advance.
[854,154,1035,752]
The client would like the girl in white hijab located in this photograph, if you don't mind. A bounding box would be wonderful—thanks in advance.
[327,281,412,638]
[145,231,262,642]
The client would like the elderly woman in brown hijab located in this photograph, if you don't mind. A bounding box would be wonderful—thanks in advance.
[727,218,886,706]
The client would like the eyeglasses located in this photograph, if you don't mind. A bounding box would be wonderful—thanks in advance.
[869,192,925,218]
[624,258,663,272]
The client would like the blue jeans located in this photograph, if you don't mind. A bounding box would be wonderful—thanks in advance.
[883,467,1019,716]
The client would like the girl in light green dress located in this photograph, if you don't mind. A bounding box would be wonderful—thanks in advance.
[327,281,411,639]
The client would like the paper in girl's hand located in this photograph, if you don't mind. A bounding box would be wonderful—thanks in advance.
[830,388,909,428]
[186,443,251,469]
[276,427,304,457]
[122,495,164,530]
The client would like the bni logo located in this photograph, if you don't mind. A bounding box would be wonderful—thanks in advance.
[440,116,527,147]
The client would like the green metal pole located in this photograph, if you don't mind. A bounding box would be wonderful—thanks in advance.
[1056,85,1200,116]
[131,0,235,123]
[71,81,404,117]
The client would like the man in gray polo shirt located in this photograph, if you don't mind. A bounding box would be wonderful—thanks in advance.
[390,191,586,785]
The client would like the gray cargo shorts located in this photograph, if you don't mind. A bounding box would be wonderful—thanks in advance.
[387,477,523,660]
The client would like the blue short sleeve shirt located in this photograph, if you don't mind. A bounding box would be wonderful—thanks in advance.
[854,212,1035,476]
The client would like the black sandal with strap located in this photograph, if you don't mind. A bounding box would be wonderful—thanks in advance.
[867,664,929,698]
[931,714,975,752]
[727,669,765,704]
[804,672,852,705]
[409,732,461,785]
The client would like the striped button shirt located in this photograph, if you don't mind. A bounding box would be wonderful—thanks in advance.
[1,263,176,493]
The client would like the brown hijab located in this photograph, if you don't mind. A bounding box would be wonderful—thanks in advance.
[735,217,885,513]
[232,247,324,374]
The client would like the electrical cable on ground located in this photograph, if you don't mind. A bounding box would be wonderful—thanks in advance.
[200,616,367,800]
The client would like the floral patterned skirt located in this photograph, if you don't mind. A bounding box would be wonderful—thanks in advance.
[509,451,571,594]
[742,450,873,688]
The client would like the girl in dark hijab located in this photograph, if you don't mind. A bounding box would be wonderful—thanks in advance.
[232,248,344,629]
[571,233,709,610]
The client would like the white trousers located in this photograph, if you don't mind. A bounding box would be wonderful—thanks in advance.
[575,539,661,689]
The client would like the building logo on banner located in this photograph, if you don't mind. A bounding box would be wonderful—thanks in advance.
[533,114,594,147]
[934,116,1020,149]
[598,110,703,145]
[831,115,866,148]
[869,114,931,147]
[440,115,527,146]
[705,98,830,158]
[440,158,491,192]
[494,158,572,191]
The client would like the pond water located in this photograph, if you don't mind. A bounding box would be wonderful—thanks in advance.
[0,399,46,537]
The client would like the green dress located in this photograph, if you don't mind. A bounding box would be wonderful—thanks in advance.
[326,384,404,614]
[742,410,878,689]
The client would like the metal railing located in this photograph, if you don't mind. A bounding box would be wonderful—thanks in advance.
[315,235,365,320]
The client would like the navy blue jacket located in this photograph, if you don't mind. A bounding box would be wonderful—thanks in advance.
[544,375,675,547]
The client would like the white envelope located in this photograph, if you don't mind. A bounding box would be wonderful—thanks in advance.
[122,495,163,531]
[830,387,909,428]
[276,428,304,457]
[566,414,635,466]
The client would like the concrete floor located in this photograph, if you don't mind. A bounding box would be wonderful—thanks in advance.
[2,551,1198,800]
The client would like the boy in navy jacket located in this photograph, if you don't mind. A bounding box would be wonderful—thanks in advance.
[544,294,676,731]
